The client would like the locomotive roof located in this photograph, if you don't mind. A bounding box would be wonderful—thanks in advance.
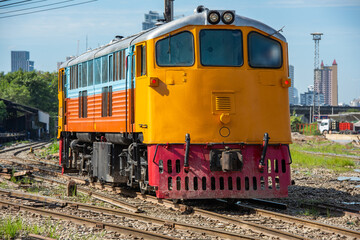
[61,10,286,68]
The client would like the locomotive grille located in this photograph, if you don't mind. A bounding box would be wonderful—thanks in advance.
[215,96,231,111]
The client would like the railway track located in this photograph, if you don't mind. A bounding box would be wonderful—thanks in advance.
[233,202,360,239]
[139,195,360,239]
[0,198,180,240]
[0,189,260,240]
[1,142,360,240]
[299,150,360,161]
[0,141,48,155]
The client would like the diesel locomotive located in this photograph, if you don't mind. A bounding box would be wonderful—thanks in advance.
[58,6,292,199]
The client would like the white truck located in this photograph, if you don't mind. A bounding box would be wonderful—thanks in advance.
[318,119,338,134]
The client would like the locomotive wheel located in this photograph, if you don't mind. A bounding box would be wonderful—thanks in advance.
[139,181,148,194]
[172,199,182,204]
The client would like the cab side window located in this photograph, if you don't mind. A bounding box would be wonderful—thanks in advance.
[156,31,194,67]
[248,32,282,68]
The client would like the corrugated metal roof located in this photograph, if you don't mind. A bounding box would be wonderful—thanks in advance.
[328,112,360,122]
[60,10,286,68]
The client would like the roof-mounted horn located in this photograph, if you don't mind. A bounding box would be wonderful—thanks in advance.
[195,5,208,13]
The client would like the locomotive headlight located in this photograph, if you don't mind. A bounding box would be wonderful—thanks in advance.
[208,11,220,24]
[222,11,235,24]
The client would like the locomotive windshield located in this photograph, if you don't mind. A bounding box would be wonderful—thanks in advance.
[156,31,194,66]
[248,32,282,68]
[200,29,243,66]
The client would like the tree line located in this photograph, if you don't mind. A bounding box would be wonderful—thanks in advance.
[0,70,58,135]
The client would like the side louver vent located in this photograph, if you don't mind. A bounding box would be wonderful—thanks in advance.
[215,96,231,111]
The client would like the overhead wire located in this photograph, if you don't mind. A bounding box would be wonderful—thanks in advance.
[0,0,31,8]
[0,0,47,9]
[0,0,97,18]
[0,0,75,14]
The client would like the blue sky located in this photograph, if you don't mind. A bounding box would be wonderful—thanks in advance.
[0,0,359,104]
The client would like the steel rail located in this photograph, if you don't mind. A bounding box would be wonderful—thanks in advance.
[0,141,48,155]
[9,149,134,195]
[0,189,66,207]
[242,198,288,210]
[13,155,60,169]
[13,142,51,157]
[6,142,359,239]
[301,202,360,218]
[1,150,142,213]
[0,191,258,240]
[63,203,260,240]
[0,198,179,240]
[12,142,61,168]
[32,175,142,213]
[27,233,57,240]
[299,150,360,160]
[236,203,360,239]
[320,202,360,216]
[136,194,308,240]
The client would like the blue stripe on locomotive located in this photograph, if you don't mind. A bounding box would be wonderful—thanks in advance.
[65,46,135,99]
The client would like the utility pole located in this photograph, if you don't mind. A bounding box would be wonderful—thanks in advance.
[311,33,323,123]
[164,0,174,22]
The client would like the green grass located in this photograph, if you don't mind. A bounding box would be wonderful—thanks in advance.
[39,139,59,158]
[0,217,23,239]
[0,181,10,189]
[72,192,91,203]
[291,149,355,172]
[0,216,60,240]
[71,230,107,240]
[291,141,359,156]
[302,207,320,217]
[47,140,59,154]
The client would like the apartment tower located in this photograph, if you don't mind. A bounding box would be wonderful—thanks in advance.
[314,60,338,106]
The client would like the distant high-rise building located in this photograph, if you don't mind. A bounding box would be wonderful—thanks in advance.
[57,56,74,70]
[28,61,34,71]
[142,11,160,30]
[11,51,34,72]
[288,65,298,105]
[314,60,338,106]
[293,87,299,105]
[350,97,360,107]
[300,85,325,106]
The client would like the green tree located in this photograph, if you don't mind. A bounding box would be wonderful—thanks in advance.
[0,100,7,123]
[0,70,58,114]
[290,111,302,132]
[0,70,58,136]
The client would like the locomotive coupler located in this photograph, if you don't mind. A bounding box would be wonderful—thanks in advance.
[259,133,270,172]
[184,133,190,172]
[220,148,243,172]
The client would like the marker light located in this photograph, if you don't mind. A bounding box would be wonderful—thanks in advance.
[149,77,159,87]
[282,78,291,88]
[222,11,235,24]
[208,11,220,24]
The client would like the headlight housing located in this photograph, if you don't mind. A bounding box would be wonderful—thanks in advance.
[208,11,220,24]
[222,11,235,24]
